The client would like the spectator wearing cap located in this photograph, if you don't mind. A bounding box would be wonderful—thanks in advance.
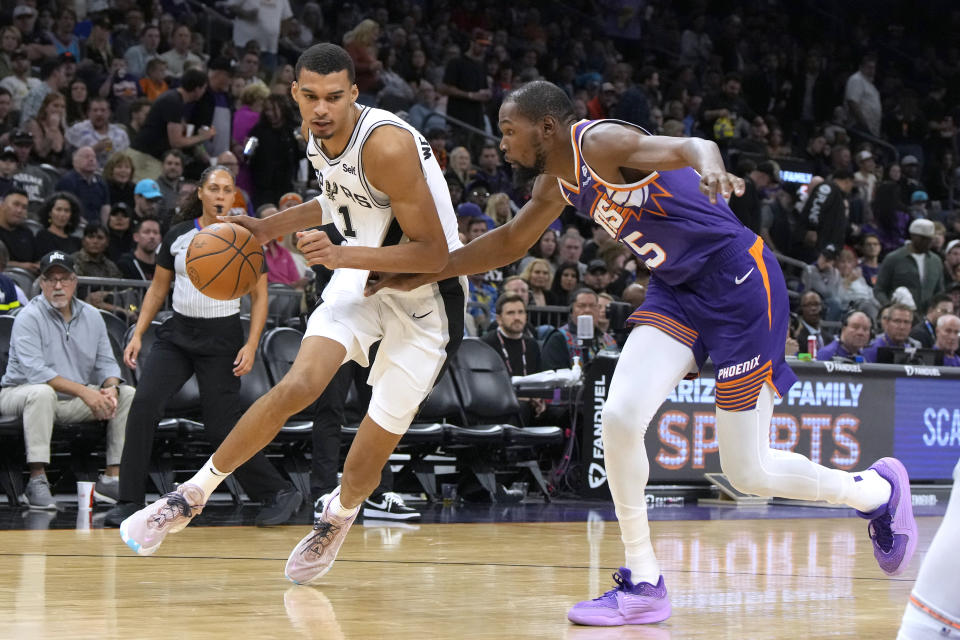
[9,129,55,214]
[875,218,945,310]
[0,48,41,113]
[0,188,39,272]
[55,146,110,224]
[134,177,166,222]
[129,68,213,181]
[0,145,16,197]
[854,150,878,204]
[123,25,161,79]
[105,203,134,262]
[797,169,855,263]
[802,244,841,313]
[583,259,612,294]
[19,57,69,125]
[587,82,619,120]
[439,28,491,147]
[908,190,929,219]
[456,201,483,237]
[0,250,134,509]
[817,311,872,362]
[944,239,960,285]
[933,314,960,367]
[35,191,82,256]
[189,57,235,158]
[899,155,926,204]
[12,5,55,62]
[160,25,203,79]
[65,97,130,168]
[909,293,955,348]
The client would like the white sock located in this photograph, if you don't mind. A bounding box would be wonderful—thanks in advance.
[838,468,890,513]
[602,326,697,585]
[188,456,230,499]
[329,491,359,518]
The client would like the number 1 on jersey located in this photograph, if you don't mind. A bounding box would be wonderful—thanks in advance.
[338,205,357,238]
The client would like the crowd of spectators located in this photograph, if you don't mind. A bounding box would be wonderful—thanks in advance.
[3,1,960,495]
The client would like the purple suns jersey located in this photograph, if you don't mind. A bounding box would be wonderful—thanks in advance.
[557,119,756,286]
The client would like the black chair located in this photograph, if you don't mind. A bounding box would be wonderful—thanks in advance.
[391,370,462,502]
[261,326,322,420]
[450,339,563,501]
[4,267,36,299]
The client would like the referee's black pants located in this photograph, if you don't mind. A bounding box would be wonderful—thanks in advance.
[118,313,291,504]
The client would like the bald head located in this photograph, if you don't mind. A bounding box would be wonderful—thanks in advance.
[935,313,960,354]
[216,151,239,177]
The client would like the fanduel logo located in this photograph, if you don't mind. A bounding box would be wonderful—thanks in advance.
[716,355,761,380]
[905,365,941,377]
[588,462,607,488]
[823,361,862,374]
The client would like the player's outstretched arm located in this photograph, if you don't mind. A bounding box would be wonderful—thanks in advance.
[218,198,327,246]
[366,175,565,295]
[581,124,744,203]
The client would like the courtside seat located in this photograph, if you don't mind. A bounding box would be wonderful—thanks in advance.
[449,339,562,501]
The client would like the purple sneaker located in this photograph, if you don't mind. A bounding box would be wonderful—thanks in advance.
[567,568,671,626]
[855,457,918,576]
[285,486,358,585]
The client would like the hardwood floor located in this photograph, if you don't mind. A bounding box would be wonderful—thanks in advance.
[0,514,936,639]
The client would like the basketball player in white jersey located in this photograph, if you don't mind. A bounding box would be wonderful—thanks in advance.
[119,43,465,584]
[898,458,960,639]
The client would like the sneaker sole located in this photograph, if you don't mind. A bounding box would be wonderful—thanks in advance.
[119,518,161,556]
[361,507,420,521]
[878,457,918,576]
[284,543,336,586]
[26,502,58,511]
[568,603,672,626]
[93,489,118,505]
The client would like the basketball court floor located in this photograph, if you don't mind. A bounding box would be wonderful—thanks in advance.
[0,498,943,639]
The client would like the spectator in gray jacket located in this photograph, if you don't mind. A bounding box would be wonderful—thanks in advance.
[0,251,134,509]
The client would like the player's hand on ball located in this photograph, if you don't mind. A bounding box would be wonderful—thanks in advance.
[364,272,427,296]
[216,213,271,246]
[297,229,343,268]
[699,170,745,204]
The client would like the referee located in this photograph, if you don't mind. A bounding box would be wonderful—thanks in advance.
[104,166,301,526]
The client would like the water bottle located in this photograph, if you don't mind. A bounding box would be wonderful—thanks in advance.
[243,136,259,159]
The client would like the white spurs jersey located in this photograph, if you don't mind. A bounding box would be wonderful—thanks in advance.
[306,105,462,298]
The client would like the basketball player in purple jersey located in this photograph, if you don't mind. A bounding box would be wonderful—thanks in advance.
[368,81,917,627]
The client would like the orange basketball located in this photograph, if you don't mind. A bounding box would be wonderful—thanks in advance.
[185,222,263,300]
